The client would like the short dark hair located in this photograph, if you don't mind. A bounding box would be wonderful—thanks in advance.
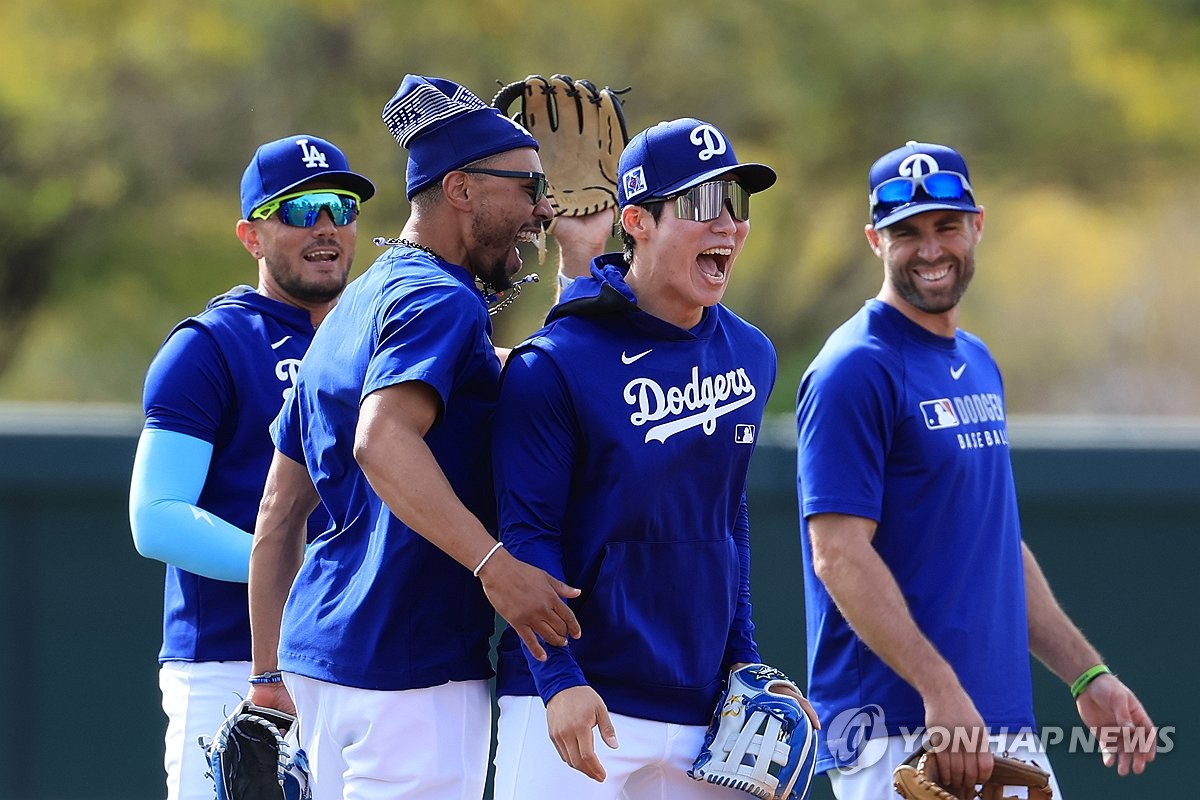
[619,200,665,262]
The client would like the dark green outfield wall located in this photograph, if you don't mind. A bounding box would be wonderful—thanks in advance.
[1,407,1192,799]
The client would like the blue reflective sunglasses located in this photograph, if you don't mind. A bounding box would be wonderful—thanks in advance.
[870,171,974,208]
[251,189,361,227]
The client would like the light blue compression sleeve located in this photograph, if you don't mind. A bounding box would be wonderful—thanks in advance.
[128,427,253,583]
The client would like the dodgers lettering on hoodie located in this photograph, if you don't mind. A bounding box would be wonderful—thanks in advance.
[493,254,778,726]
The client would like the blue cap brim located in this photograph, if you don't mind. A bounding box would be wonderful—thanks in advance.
[873,199,979,229]
[651,162,777,201]
[265,171,377,207]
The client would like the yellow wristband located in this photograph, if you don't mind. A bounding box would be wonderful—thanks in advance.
[1070,664,1112,699]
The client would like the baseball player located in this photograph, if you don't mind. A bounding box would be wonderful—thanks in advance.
[128,133,373,800]
[795,141,1157,798]
[245,75,602,799]
[490,118,814,799]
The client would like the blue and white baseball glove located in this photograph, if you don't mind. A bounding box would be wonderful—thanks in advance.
[200,700,311,800]
[688,663,818,800]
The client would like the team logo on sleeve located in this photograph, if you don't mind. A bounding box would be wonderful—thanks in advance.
[920,399,960,430]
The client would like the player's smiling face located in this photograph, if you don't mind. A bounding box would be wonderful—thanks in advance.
[624,196,749,329]
[463,148,553,291]
[869,209,983,325]
[249,182,358,306]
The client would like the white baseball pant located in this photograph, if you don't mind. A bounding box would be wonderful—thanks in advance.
[159,660,252,800]
[493,694,754,799]
[285,672,490,800]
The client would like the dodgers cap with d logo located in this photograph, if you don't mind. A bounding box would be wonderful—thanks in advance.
[240,134,375,219]
[618,118,776,208]
[868,140,980,229]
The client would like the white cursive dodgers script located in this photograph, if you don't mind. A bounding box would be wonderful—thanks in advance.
[624,366,757,443]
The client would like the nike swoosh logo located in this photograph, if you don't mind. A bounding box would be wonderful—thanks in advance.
[621,349,653,365]
[271,336,292,350]
[950,363,967,380]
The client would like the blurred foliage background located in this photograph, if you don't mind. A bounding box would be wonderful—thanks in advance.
[2,0,1199,415]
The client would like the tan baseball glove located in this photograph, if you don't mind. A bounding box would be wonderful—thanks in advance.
[893,747,1052,800]
[492,74,629,219]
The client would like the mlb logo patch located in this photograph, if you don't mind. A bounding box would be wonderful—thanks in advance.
[623,166,647,197]
[734,424,756,444]
[920,399,960,430]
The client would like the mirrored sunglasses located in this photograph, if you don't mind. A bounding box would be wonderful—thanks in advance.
[251,189,361,227]
[870,171,974,208]
[459,168,549,205]
[668,180,751,223]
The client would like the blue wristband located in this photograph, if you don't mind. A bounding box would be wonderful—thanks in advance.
[248,671,284,685]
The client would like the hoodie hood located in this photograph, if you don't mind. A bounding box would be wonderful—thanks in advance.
[203,284,315,331]
[548,253,715,340]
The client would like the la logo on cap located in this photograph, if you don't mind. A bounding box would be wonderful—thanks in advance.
[296,138,329,169]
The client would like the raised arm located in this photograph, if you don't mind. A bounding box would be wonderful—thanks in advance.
[547,212,613,301]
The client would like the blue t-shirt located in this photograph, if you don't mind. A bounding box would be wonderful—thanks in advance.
[493,254,774,725]
[795,299,1034,773]
[272,246,497,690]
[142,286,328,662]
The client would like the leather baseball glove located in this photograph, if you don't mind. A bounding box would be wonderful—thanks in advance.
[492,74,629,219]
[893,746,1052,800]
[688,663,818,800]
[200,700,311,800]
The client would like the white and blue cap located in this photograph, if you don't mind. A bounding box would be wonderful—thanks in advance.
[868,140,980,228]
[240,134,375,219]
[382,74,540,199]
[617,118,776,207]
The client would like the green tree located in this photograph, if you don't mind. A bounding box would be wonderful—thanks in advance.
[2,0,1198,413]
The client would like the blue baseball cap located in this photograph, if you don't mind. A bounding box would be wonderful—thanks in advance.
[869,141,980,228]
[617,118,776,207]
[240,134,375,219]
[381,75,540,199]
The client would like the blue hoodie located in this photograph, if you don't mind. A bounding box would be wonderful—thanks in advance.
[142,286,329,662]
[493,254,776,725]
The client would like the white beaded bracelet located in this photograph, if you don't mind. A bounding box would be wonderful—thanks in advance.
[472,541,505,577]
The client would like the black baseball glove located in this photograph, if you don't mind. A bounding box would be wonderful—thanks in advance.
[200,700,310,800]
